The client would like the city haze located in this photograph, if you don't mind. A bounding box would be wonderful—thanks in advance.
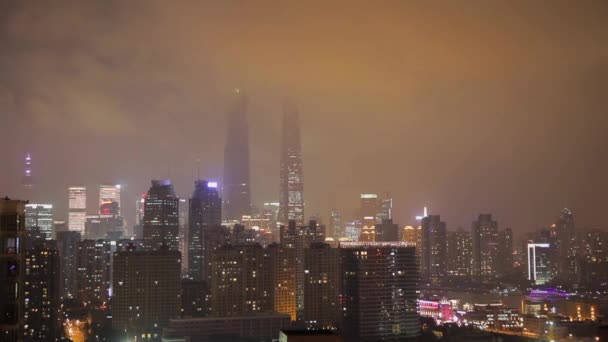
[1,0,607,233]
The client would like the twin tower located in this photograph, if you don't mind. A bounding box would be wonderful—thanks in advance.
[223,91,304,225]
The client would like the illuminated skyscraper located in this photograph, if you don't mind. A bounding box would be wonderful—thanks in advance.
[527,243,552,285]
[56,230,81,299]
[99,184,121,215]
[188,180,221,281]
[358,194,378,227]
[278,101,304,225]
[68,187,87,233]
[223,90,251,221]
[420,215,447,285]
[142,179,180,251]
[329,211,343,239]
[472,214,499,283]
[24,204,53,240]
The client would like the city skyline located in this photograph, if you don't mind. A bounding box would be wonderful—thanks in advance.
[1,1,607,234]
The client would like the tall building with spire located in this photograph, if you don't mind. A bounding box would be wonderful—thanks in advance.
[223,89,251,221]
[278,101,304,225]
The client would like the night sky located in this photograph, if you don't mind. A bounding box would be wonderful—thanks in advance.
[1,0,607,234]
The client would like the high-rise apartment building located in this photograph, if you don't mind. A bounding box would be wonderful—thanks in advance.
[223,90,251,221]
[0,198,27,340]
[278,101,305,225]
[447,229,473,277]
[68,187,87,233]
[420,215,447,285]
[472,214,499,283]
[303,242,341,330]
[142,179,180,251]
[24,204,53,240]
[210,243,271,317]
[267,243,297,320]
[23,240,61,341]
[498,227,514,277]
[113,246,181,340]
[56,230,81,299]
[188,180,221,281]
[339,242,419,341]
[76,239,112,306]
[402,225,422,262]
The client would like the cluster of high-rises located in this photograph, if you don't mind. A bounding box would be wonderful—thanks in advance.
[2,93,606,342]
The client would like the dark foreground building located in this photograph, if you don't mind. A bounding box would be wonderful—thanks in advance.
[339,242,420,341]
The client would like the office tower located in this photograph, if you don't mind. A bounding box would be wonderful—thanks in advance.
[472,214,499,283]
[188,180,222,281]
[179,197,188,273]
[142,179,180,251]
[329,211,343,240]
[498,227,514,277]
[358,194,378,227]
[99,184,121,215]
[24,204,53,240]
[85,214,124,240]
[402,226,422,246]
[303,242,341,330]
[278,101,305,225]
[447,229,473,277]
[223,90,251,221]
[23,241,61,341]
[340,242,419,341]
[267,243,297,320]
[22,153,35,191]
[420,215,447,285]
[113,246,181,339]
[375,219,399,242]
[377,195,393,223]
[76,240,112,306]
[527,243,552,285]
[211,243,271,317]
[68,186,87,233]
[0,199,27,340]
[56,230,81,299]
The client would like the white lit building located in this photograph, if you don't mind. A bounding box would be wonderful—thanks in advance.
[68,187,87,233]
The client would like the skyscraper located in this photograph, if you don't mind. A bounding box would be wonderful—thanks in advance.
[278,101,304,225]
[375,219,399,242]
[24,204,53,240]
[303,242,341,330]
[339,242,419,341]
[329,211,343,240]
[188,180,221,281]
[99,184,121,215]
[223,90,251,221]
[472,214,499,283]
[553,208,577,281]
[142,179,180,251]
[358,194,378,227]
[0,198,27,340]
[76,239,112,306]
[68,187,87,233]
[420,215,448,285]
